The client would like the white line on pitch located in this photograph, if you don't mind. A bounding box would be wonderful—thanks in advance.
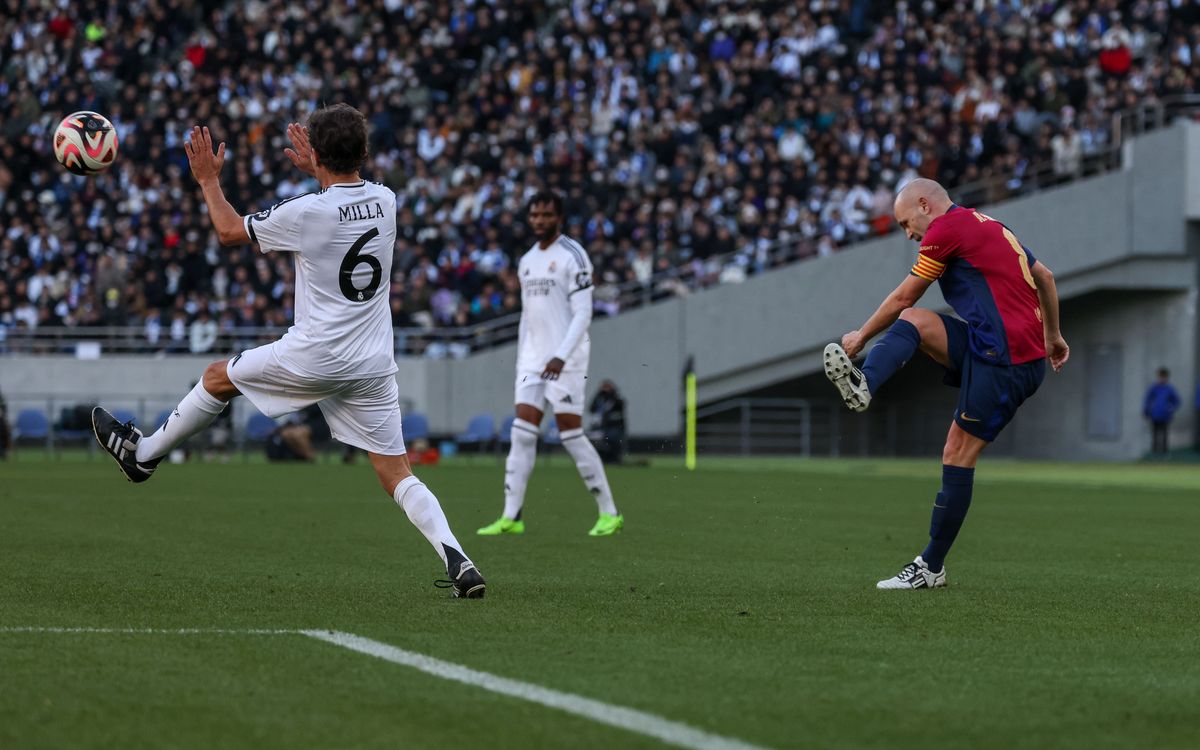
[0,627,294,635]
[0,627,769,750]
[301,629,769,750]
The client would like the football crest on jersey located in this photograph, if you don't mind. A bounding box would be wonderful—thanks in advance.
[548,261,556,272]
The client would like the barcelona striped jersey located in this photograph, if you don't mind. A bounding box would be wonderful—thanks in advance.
[910,206,1047,365]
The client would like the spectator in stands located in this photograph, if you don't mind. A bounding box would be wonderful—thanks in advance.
[0,389,10,459]
[189,309,218,354]
[1,0,1197,354]
[1194,382,1200,452]
[1143,368,1181,456]
[167,310,189,353]
[1099,19,1134,76]
[1052,125,1084,181]
[588,379,627,465]
[143,310,163,354]
[266,404,330,463]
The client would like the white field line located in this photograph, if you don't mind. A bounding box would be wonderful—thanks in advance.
[0,627,293,635]
[300,629,769,750]
[0,627,770,750]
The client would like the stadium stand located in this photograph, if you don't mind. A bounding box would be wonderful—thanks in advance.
[2,0,1198,356]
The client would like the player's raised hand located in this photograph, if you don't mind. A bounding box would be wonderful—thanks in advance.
[284,122,316,177]
[541,357,565,381]
[1045,334,1069,373]
[184,125,225,185]
[841,330,866,359]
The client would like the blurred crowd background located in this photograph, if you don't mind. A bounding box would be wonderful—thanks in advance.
[2,0,1197,355]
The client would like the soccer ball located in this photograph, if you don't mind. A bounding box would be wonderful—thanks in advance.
[53,111,119,176]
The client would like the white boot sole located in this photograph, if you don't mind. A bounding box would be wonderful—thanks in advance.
[876,575,947,590]
[823,343,870,413]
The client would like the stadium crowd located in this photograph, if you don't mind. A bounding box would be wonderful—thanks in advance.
[1,0,1198,354]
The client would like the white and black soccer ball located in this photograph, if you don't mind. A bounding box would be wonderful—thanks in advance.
[53,111,119,176]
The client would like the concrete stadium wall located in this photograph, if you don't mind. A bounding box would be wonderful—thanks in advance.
[1001,291,1198,461]
[3,121,1197,458]
[1185,122,1200,221]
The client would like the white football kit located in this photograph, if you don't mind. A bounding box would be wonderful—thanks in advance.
[229,180,407,454]
[514,235,594,416]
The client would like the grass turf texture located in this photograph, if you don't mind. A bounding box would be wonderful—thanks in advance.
[2,456,1198,749]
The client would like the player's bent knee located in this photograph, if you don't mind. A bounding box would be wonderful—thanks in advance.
[368,451,413,496]
[898,307,937,334]
[555,413,582,431]
[201,361,223,385]
[943,424,987,467]
[201,361,239,401]
[897,307,932,324]
[515,403,543,425]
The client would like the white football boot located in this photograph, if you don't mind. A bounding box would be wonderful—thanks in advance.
[876,556,947,590]
[823,343,871,412]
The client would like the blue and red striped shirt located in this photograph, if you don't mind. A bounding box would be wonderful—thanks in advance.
[911,206,1047,365]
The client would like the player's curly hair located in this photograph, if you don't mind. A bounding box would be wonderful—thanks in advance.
[307,104,368,175]
[527,190,564,216]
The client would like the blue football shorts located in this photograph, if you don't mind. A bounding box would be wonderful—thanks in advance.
[939,314,1046,442]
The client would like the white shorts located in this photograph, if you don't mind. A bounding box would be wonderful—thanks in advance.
[514,370,586,415]
[227,342,407,455]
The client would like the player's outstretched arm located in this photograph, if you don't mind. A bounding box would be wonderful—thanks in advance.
[842,275,931,358]
[1032,261,1068,372]
[185,125,250,246]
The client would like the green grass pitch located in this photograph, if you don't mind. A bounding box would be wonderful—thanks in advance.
[2,454,1198,749]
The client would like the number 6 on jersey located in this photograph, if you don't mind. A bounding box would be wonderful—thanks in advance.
[340,227,382,302]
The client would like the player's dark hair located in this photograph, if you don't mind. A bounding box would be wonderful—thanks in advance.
[306,103,368,175]
[528,190,564,217]
[1158,367,1170,378]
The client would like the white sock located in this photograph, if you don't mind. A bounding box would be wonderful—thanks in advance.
[502,419,539,520]
[136,381,227,462]
[560,428,618,516]
[393,476,466,567]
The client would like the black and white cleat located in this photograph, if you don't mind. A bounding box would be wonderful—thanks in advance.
[91,407,162,483]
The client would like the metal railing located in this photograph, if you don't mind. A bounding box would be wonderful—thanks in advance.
[695,397,855,457]
[3,392,415,455]
[4,97,1198,359]
[0,323,522,358]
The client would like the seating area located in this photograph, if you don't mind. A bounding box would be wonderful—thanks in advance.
[5,402,256,456]
[4,403,569,461]
[4,1,1196,358]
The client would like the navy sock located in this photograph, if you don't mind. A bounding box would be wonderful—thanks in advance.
[921,465,974,573]
[860,319,921,394]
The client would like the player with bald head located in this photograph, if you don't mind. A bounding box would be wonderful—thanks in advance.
[823,178,1069,589]
[892,178,953,240]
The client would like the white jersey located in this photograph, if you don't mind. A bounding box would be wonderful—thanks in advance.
[243,180,398,380]
[516,235,593,374]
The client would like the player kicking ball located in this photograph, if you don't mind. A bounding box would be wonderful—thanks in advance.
[91,105,484,598]
[476,192,623,538]
[824,178,1069,589]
